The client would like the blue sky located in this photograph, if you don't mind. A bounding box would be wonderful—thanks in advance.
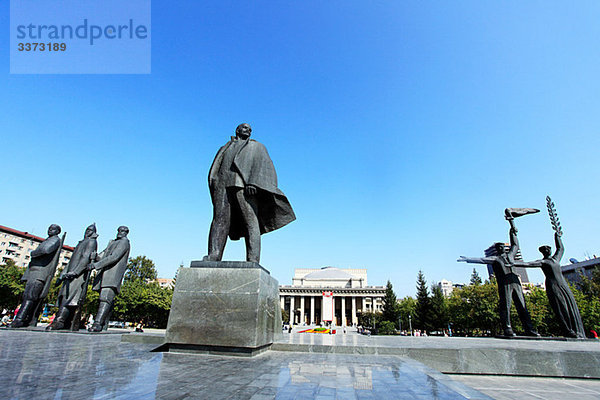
[1,1,599,297]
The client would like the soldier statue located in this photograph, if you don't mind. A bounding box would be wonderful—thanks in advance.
[11,224,63,328]
[88,226,130,332]
[47,223,98,331]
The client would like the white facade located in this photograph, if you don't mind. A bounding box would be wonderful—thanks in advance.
[280,267,385,326]
[437,279,454,297]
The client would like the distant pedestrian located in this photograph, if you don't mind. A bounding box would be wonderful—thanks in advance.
[591,330,598,339]
[1,314,10,327]
[135,320,144,333]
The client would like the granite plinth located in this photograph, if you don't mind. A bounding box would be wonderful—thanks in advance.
[163,261,280,355]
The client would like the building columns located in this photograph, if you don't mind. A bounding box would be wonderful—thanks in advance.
[341,296,346,326]
[310,296,315,325]
[289,296,294,325]
[300,296,305,325]
[351,296,357,326]
[280,296,284,311]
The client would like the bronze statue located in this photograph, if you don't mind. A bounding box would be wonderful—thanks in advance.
[458,210,539,337]
[11,224,64,328]
[47,224,98,331]
[203,123,295,263]
[88,226,130,332]
[512,197,585,338]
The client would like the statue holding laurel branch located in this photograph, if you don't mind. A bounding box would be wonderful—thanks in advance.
[512,197,585,338]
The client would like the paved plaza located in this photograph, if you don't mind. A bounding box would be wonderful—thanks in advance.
[2,329,600,399]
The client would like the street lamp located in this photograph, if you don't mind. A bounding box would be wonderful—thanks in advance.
[408,314,412,336]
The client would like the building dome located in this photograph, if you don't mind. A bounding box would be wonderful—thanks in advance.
[303,267,355,280]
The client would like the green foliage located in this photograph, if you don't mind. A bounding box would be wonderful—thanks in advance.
[470,268,482,285]
[124,256,158,284]
[382,280,400,326]
[447,278,499,336]
[281,308,289,324]
[572,284,600,335]
[414,270,431,331]
[113,280,173,328]
[430,285,448,332]
[397,296,416,331]
[357,311,381,328]
[0,259,25,310]
[378,320,396,335]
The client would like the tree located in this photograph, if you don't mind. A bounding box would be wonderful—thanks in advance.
[397,296,416,332]
[357,311,381,329]
[470,268,482,285]
[430,285,448,332]
[0,259,25,310]
[124,256,158,283]
[382,280,400,326]
[113,280,173,328]
[447,278,499,336]
[414,270,432,331]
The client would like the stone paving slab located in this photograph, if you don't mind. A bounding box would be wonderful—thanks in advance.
[123,330,600,378]
[451,374,600,400]
[271,332,600,378]
[0,330,491,399]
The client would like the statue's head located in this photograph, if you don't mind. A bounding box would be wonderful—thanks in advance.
[116,226,129,239]
[48,224,61,236]
[494,242,507,254]
[538,245,552,258]
[85,223,97,238]
[235,123,252,140]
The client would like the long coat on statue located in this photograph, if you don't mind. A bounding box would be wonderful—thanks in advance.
[209,138,296,241]
[22,235,61,284]
[92,237,130,293]
[58,234,97,306]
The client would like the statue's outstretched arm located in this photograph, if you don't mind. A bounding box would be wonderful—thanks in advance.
[513,260,543,268]
[457,256,494,264]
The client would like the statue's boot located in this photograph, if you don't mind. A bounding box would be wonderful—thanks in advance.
[10,300,35,328]
[89,302,111,332]
[503,328,516,337]
[524,329,540,337]
[47,307,70,331]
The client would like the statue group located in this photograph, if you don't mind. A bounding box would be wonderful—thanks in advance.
[459,197,585,339]
[11,224,130,333]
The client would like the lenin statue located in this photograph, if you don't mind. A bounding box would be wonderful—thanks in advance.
[88,226,130,332]
[203,123,295,263]
[11,224,62,328]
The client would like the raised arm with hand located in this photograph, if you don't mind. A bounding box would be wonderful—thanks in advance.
[507,226,520,261]
[553,232,564,262]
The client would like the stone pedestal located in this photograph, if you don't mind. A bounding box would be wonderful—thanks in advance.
[162,261,281,356]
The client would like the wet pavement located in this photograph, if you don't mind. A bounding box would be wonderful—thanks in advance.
[0,330,489,399]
